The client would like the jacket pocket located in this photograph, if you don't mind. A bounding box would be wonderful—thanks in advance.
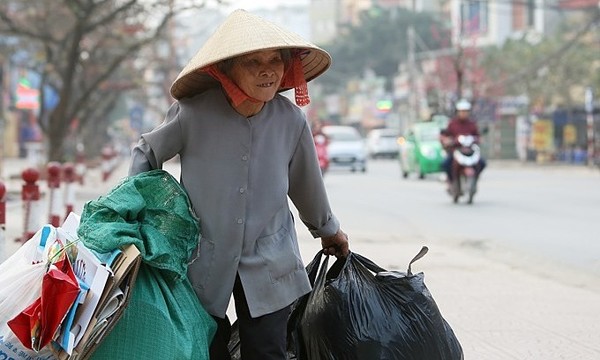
[188,237,215,290]
[257,226,303,284]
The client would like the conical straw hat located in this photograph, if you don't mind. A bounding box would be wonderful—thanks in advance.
[170,9,332,100]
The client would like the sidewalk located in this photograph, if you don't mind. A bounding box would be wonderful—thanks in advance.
[0,156,131,262]
[1,157,599,359]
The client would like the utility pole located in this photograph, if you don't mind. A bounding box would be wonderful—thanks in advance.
[0,58,5,179]
[585,87,595,167]
[407,26,417,127]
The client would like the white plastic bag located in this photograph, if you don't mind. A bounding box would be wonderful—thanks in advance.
[0,225,58,360]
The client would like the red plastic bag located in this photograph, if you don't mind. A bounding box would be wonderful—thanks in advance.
[8,253,80,351]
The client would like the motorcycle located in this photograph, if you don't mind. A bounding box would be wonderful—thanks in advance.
[314,133,329,176]
[449,135,480,204]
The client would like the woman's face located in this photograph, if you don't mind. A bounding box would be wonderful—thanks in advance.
[229,50,285,102]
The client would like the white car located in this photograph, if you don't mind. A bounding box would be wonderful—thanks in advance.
[322,125,367,172]
[366,128,400,158]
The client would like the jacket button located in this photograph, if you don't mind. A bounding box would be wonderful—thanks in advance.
[236,218,244,224]
[239,187,245,194]
[241,155,248,161]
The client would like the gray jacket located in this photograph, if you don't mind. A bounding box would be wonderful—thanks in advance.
[129,88,339,318]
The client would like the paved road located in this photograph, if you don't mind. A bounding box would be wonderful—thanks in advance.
[321,159,600,284]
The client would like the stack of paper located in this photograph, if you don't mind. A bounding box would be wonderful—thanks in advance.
[51,214,142,360]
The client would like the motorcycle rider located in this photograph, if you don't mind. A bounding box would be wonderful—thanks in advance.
[440,99,486,190]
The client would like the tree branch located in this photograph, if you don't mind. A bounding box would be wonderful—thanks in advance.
[488,10,600,91]
[67,12,173,121]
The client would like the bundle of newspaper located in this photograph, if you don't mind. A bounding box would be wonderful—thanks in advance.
[52,213,142,360]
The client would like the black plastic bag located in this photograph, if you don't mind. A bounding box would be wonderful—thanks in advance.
[288,247,463,360]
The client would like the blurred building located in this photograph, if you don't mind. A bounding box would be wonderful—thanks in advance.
[448,0,566,48]
[310,0,341,44]
[0,48,45,165]
[309,0,570,47]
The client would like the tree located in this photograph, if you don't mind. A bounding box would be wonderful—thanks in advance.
[316,7,445,92]
[481,9,600,110]
[0,0,216,162]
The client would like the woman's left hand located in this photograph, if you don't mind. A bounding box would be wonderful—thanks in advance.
[321,229,350,258]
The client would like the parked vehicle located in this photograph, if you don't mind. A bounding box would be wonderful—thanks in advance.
[366,128,400,159]
[398,121,446,179]
[321,125,367,173]
[449,135,481,204]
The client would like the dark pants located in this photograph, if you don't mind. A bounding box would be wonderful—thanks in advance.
[442,153,486,181]
[209,275,291,360]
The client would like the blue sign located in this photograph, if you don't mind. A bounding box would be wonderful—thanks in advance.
[129,106,144,131]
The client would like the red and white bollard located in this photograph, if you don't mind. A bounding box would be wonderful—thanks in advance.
[101,146,113,182]
[47,162,62,227]
[22,168,41,243]
[0,181,5,249]
[0,181,6,232]
[63,162,77,219]
[76,145,87,185]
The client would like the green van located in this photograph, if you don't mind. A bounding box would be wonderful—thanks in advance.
[398,116,448,179]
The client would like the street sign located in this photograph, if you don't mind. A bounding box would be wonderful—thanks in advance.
[129,106,144,131]
[15,84,40,110]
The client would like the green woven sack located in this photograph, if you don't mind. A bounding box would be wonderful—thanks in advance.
[77,169,216,359]
[78,169,201,281]
[89,263,214,359]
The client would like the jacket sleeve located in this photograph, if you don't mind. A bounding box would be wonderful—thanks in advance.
[128,139,158,176]
[128,102,184,176]
[288,121,340,238]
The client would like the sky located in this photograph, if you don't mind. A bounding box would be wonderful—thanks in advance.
[221,0,308,11]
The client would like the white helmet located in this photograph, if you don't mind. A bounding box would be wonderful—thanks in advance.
[456,99,472,111]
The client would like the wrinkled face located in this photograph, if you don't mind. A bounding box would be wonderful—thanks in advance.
[229,50,285,102]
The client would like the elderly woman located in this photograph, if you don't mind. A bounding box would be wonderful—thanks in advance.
[128,9,349,360]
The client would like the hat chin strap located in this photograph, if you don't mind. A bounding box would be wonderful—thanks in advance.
[203,65,261,107]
